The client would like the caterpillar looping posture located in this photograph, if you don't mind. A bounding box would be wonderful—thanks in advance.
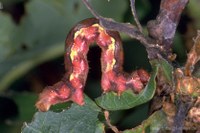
[36,18,150,112]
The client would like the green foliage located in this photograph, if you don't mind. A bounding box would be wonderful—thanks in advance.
[123,111,167,133]
[20,58,173,132]
[95,65,158,110]
[151,59,173,85]
[21,96,104,133]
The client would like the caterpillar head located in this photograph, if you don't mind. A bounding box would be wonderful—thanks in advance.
[35,81,71,112]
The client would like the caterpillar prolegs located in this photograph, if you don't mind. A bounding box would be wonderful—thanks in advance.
[36,18,150,112]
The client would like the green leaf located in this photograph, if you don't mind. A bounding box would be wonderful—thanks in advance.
[0,13,18,62]
[95,65,158,111]
[95,122,105,133]
[0,0,127,92]
[123,111,168,133]
[21,95,103,133]
[151,58,173,85]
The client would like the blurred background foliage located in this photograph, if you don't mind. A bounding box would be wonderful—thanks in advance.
[0,0,200,132]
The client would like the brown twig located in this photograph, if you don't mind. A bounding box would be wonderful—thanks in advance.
[171,100,192,133]
[97,17,150,47]
[185,30,200,76]
[147,0,189,56]
[81,0,145,43]
[104,111,120,133]
[130,0,143,33]
[173,30,200,132]
[82,0,100,19]
[82,0,189,60]
[81,0,164,60]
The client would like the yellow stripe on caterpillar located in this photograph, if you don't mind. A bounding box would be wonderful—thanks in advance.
[106,37,116,72]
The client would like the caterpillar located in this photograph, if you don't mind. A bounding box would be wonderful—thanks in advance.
[36,18,150,112]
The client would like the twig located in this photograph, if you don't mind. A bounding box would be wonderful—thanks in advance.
[81,0,148,46]
[104,111,120,133]
[185,30,200,76]
[130,0,143,33]
[97,17,150,47]
[81,0,164,59]
[82,0,100,18]
[82,0,147,45]
[171,100,192,133]
[147,0,189,56]
[98,17,167,59]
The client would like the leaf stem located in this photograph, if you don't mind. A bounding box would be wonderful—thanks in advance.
[104,111,120,133]
[130,0,143,33]
[81,0,100,18]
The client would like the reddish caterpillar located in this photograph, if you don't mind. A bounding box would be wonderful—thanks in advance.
[36,18,150,112]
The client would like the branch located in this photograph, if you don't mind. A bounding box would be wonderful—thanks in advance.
[104,111,120,133]
[172,100,192,133]
[82,0,149,45]
[81,0,163,59]
[130,0,143,33]
[147,0,189,55]
[81,0,145,44]
[82,0,100,18]
[97,17,149,47]
[185,30,200,76]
